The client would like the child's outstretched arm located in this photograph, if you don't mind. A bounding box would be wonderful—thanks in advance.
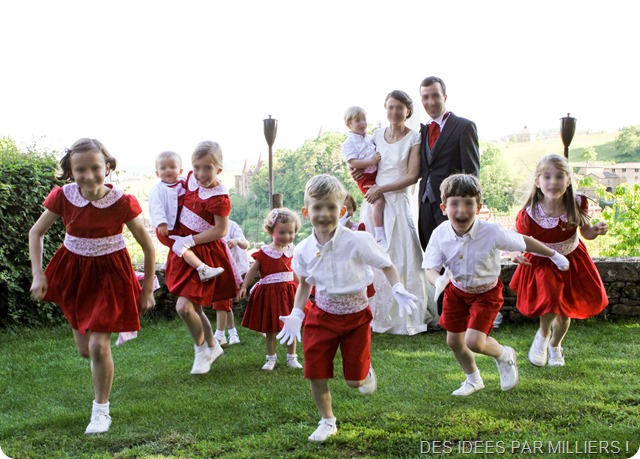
[237,258,261,300]
[519,235,570,271]
[277,276,312,345]
[126,216,156,314]
[381,265,418,317]
[28,210,60,300]
[580,221,608,240]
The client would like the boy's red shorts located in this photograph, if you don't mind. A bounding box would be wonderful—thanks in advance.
[439,279,503,335]
[303,304,372,381]
[356,172,378,195]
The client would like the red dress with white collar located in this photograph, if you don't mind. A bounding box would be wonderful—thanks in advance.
[241,244,298,333]
[509,196,607,318]
[164,172,240,305]
[41,183,143,334]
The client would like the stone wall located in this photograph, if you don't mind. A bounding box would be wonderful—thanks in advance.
[500,257,640,321]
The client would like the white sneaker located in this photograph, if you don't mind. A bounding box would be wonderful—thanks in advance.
[451,380,485,396]
[375,237,387,247]
[228,332,240,345]
[198,265,224,282]
[495,346,519,391]
[84,412,112,434]
[548,345,565,366]
[190,344,224,375]
[308,418,337,442]
[215,333,228,346]
[287,354,303,369]
[358,366,377,395]
[528,331,550,367]
[262,355,277,371]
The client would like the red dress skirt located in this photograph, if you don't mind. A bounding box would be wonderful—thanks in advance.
[42,184,143,334]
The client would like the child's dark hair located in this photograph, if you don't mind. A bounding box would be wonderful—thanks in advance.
[440,173,482,203]
[263,208,302,234]
[344,193,357,212]
[58,138,117,181]
[524,154,589,228]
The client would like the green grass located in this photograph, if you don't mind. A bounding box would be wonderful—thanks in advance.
[1,317,638,458]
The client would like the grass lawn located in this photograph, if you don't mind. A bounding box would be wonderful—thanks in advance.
[1,317,638,458]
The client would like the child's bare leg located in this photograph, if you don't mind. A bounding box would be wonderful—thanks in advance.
[182,249,206,270]
[72,329,91,359]
[216,310,227,333]
[550,315,571,347]
[539,313,556,338]
[226,310,235,329]
[195,305,215,347]
[265,332,277,355]
[176,297,206,346]
[310,379,334,419]
[372,197,385,228]
[286,340,297,355]
[447,331,478,374]
[464,329,504,359]
[88,332,114,404]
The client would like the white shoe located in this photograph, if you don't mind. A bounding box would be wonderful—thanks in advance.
[451,380,485,396]
[84,412,112,434]
[262,355,277,371]
[548,345,565,366]
[190,344,224,375]
[215,334,228,346]
[308,418,337,442]
[287,354,303,369]
[495,346,519,391]
[358,366,377,395]
[198,265,224,282]
[528,331,550,366]
[228,332,240,345]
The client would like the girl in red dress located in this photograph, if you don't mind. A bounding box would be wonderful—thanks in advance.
[29,138,156,435]
[239,208,304,371]
[509,154,608,367]
[164,141,240,375]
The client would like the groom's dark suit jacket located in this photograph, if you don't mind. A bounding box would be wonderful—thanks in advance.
[418,112,480,248]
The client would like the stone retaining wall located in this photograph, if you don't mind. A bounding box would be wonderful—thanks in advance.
[500,257,640,321]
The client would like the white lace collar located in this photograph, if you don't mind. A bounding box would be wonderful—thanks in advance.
[262,244,295,258]
[62,183,124,208]
[527,203,568,229]
[187,173,228,200]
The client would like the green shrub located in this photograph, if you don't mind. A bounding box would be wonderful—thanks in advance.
[0,138,66,327]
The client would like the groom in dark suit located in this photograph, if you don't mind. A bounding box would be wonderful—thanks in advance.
[418,76,480,249]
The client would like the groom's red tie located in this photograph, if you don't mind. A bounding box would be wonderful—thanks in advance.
[428,112,450,149]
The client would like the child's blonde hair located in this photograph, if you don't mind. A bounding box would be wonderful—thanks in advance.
[344,106,367,125]
[263,207,301,234]
[440,174,482,204]
[192,141,223,168]
[58,138,117,181]
[156,150,182,169]
[524,154,589,228]
[304,174,347,207]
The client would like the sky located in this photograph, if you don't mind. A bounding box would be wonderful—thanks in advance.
[1,0,638,177]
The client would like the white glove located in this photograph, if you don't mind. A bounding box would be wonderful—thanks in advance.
[549,251,570,271]
[339,214,351,226]
[434,272,450,303]
[169,235,196,257]
[392,283,418,318]
[276,308,305,345]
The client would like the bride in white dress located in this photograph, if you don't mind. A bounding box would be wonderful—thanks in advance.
[361,90,438,335]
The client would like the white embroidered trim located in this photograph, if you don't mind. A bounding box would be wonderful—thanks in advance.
[179,206,213,233]
[62,183,124,208]
[187,174,229,200]
[64,233,126,257]
[451,279,498,295]
[249,272,294,294]
[530,233,579,257]
[261,244,295,258]
[315,291,368,315]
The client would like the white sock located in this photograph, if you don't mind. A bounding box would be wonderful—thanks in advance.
[287,353,298,359]
[196,263,206,273]
[374,227,385,240]
[466,370,482,384]
[228,327,238,336]
[194,342,208,355]
[214,330,225,338]
[92,400,109,414]
[322,416,336,426]
[266,354,277,360]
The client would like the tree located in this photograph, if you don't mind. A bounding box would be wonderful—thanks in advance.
[582,146,598,166]
[614,125,640,160]
[479,144,518,213]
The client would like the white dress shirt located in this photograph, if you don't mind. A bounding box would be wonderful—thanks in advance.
[341,131,378,174]
[223,220,250,276]
[148,180,185,230]
[293,223,392,297]
[422,218,526,293]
